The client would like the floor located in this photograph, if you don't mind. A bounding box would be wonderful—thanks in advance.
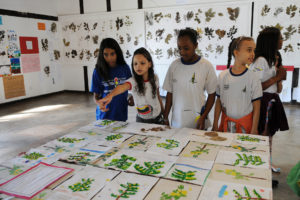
[0,92,299,200]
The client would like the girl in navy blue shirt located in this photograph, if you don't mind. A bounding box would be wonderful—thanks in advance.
[91,38,132,121]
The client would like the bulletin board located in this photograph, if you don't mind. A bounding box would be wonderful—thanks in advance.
[144,1,252,67]
[59,10,145,66]
[0,15,63,103]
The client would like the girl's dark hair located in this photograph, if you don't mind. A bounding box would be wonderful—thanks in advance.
[178,28,199,45]
[254,27,281,68]
[95,38,126,81]
[131,47,157,98]
[227,36,253,69]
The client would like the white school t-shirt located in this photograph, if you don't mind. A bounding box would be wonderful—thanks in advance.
[163,57,217,128]
[216,68,262,119]
[250,56,277,93]
[126,75,161,119]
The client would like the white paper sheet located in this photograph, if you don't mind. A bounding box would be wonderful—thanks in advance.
[215,150,270,169]
[54,165,119,200]
[165,157,213,185]
[146,137,189,156]
[198,179,272,200]
[93,172,158,200]
[234,134,269,146]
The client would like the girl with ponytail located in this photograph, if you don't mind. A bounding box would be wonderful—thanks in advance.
[212,36,262,134]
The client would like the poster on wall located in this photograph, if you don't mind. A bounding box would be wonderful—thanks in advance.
[10,58,21,73]
[7,30,21,59]
[0,29,10,66]
[19,36,39,54]
[21,54,41,73]
[60,11,145,65]
[2,75,26,99]
[144,2,252,67]
[37,22,46,31]
[0,64,11,76]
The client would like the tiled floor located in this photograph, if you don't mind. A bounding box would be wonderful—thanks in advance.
[0,92,299,199]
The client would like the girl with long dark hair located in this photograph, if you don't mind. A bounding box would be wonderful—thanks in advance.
[91,38,132,121]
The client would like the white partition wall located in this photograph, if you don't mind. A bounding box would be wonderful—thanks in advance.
[0,0,299,103]
[0,15,63,103]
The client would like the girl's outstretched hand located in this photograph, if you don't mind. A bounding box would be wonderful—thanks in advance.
[98,96,113,112]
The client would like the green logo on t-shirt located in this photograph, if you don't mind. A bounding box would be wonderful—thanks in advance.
[190,72,196,84]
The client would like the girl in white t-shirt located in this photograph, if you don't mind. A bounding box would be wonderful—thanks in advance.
[163,28,217,129]
[98,47,165,124]
[212,36,262,134]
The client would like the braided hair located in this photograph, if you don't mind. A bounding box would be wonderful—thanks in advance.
[227,36,254,69]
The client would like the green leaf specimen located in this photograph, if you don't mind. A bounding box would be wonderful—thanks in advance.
[111,182,139,199]
[134,161,165,175]
[105,134,123,141]
[23,152,44,160]
[161,185,187,200]
[105,154,137,170]
[68,178,95,192]
[171,168,197,181]
[157,139,179,150]
[234,153,265,166]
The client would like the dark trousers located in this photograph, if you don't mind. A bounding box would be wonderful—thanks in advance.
[136,113,164,125]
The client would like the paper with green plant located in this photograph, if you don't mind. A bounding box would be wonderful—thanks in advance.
[147,137,189,156]
[9,147,61,166]
[54,165,119,199]
[120,135,159,151]
[144,179,202,200]
[180,141,220,161]
[198,179,272,200]
[235,134,269,145]
[93,172,158,200]
[208,164,271,188]
[127,151,177,177]
[215,150,270,169]
[165,157,213,185]
[46,132,90,148]
[222,142,269,155]
[101,149,141,170]
[97,133,133,147]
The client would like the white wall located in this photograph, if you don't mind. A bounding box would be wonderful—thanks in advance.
[111,0,138,11]
[84,0,107,13]
[0,0,57,16]
[55,0,80,16]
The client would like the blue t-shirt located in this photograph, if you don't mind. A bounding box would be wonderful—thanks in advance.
[90,64,132,121]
